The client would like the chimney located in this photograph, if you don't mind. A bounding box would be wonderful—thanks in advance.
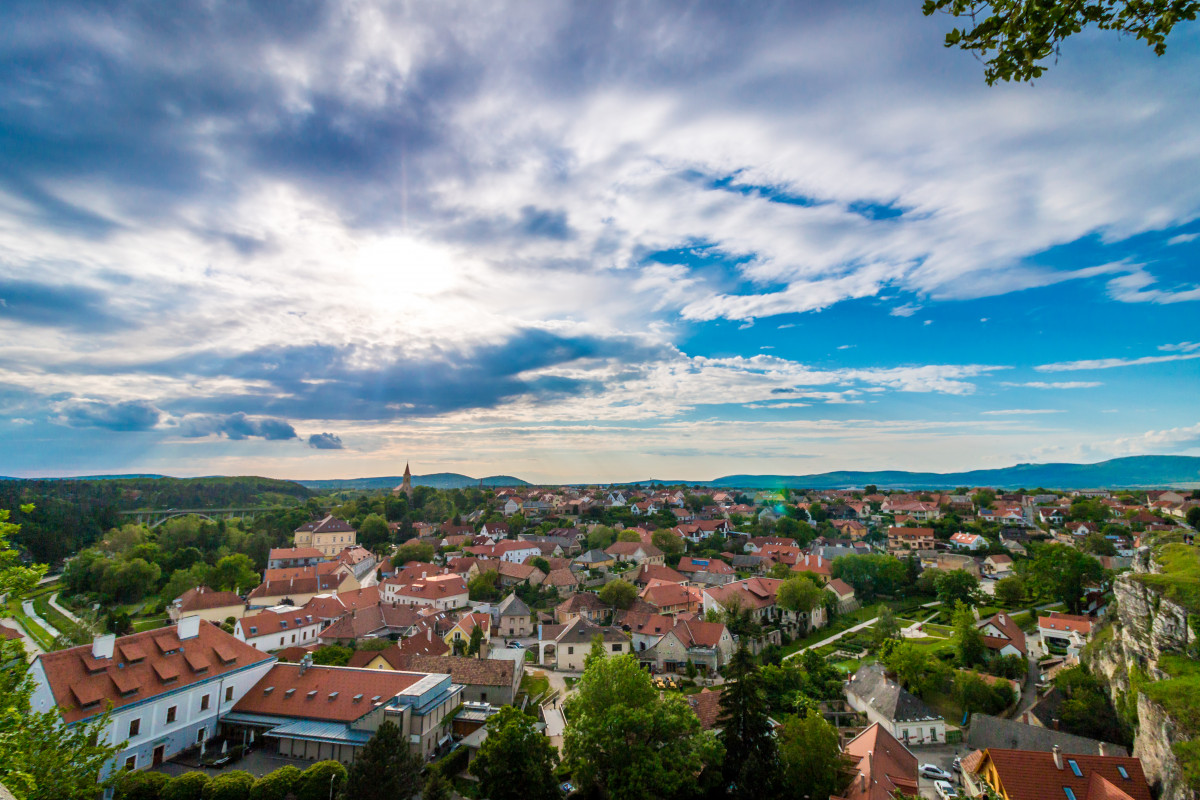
[178,614,202,640]
[1053,745,1063,770]
[1098,742,1108,757]
[299,653,312,675]
[92,633,116,659]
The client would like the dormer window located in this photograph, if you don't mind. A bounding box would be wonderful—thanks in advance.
[285,688,296,698]
[307,690,318,699]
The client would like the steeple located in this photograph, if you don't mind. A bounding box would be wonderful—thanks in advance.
[393,462,414,499]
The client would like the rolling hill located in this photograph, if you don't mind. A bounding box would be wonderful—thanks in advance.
[297,473,531,490]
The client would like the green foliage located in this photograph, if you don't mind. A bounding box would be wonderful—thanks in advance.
[201,770,255,800]
[994,575,1026,607]
[422,768,452,800]
[831,554,909,601]
[295,761,347,800]
[616,529,641,543]
[1053,665,1128,745]
[651,529,685,556]
[1132,543,1200,615]
[115,770,171,800]
[776,575,825,615]
[530,556,551,574]
[345,720,423,800]
[469,570,501,602]
[468,624,484,656]
[311,644,354,666]
[1080,532,1118,556]
[586,525,617,550]
[718,647,779,797]
[162,772,210,800]
[598,578,638,610]
[952,601,986,667]
[563,652,722,800]
[358,513,390,550]
[936,570,980,606]
[880,640,951,696]
[1025,543,1106,614]
[392,541,435,568]
[470,706,560,800]
[873,606,901,645]
[954,671,1014,716]
[778,712,846,800]
[248,766,301,800]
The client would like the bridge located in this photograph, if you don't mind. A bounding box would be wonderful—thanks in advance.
[118,506,309,529]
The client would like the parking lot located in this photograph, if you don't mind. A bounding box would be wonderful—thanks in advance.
[913,744,968,799]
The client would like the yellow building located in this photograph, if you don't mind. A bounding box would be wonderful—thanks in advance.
[293,515,357,557]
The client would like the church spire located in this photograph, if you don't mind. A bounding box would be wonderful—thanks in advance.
[394,462,414,499]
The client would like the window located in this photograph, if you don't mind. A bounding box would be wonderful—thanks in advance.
[124,755,137,771]
[197,727,206,744]
[481,692,487,702]
[901,729,908,740]
[1067,760,1083,778]
[128,718,141,737]
[612,643,622,652]
[1117,767,1130,780]
[1064,789,1077,800]
[225,687,234,702]
[166,706,177,724]
[567,647,574,655]
[200,694,210,711]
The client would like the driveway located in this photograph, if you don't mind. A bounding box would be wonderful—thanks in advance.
[912,743,965,799]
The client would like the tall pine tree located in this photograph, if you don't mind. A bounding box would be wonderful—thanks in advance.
[344,720,423,800]
[717,645,779,798]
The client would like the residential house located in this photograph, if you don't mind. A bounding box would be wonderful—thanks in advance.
[267,547,326,570]
[1039,612,1095,657]
[28,618,274,780]
[168,586,245,624]
[827,578,858,612]
[543,568,582,596]
[675,556,736,587]
[293,515,357,557]
[235,607,323,651]
[336,546,378,582]
[791,553,834,579]
[383,574,469,611]
[639,580,703,615]
[702,578,797,630]
[833,723,920,800]
[555,592,608,625]
[494,561,546,588]
[966,714,1127,758]
[573,549,615,571]
[263,561,362,593]
[246,573,355,609]
[316,604,445,644]
[226,660,463,761]
[604,542,665,566]
[976,612,1027,658]
[984,554,1014,577]
[845,663,945,746]
[970,747,1150,800]
[443,612,492,651]
[686,688,724,731]
[495,594,533,638]
[344,636,452,670]
[631,563,687,586]
[407,655,522,705]
[950,531,987,550]
[887,527,937,555]
[641,619,735,674]
[490,541,543,563]
[542,617,629,671]
[480,521,510,539]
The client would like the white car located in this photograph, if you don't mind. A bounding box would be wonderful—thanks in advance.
[920,764,953,781]
[935,780,958,800]
[507,641,525,649]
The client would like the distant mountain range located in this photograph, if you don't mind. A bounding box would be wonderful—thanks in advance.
[297,473,532,490]
[627,456,1200,490]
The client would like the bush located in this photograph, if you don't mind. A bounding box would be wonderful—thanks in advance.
[295,761,347,800]
[115,770,170,800]
[437,745,470,777]
[249,766,302,800]
[202,770,255,800]
[162,772,210,800]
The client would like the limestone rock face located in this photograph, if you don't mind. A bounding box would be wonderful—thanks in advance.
[1135,692,1190,800]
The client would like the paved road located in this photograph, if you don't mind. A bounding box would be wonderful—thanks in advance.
[784,600,941,661]
[49,593,84,625]
[22,599,61,639]
[1,614,45,656]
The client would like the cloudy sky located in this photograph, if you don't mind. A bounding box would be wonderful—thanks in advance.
[1,1,1198,483]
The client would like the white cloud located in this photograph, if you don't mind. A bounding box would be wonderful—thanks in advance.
[1036,352,1200,372]
[1105,268,1200,305]
[1167,233,1198,245]
[890,303,921,317]
[1001,381,1103,389]
[981,409,1065,416]
[1158,342,1200,353]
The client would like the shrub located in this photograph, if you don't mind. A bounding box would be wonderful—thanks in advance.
[202,770,255,800]
[249,766,302,800]
[295,761,347,800]
[162,772,210,800]
[437,746,470,777]
[115,770,170,800]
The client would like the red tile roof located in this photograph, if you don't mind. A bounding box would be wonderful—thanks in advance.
[704,577,783,610]
[978,748,1150,800]
[268,547,325,561]
[835,723,919,800]
[174,586,244,612]
[234,663,424,722]
[1039,612,1095,635]
[687,688,723,730]
[36,621,271,724]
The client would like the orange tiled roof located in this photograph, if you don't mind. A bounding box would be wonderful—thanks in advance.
[233,663,423,722]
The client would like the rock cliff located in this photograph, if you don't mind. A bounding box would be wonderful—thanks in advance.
[1086,547,1196,800]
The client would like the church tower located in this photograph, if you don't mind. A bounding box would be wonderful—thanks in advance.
[393,462,414,499]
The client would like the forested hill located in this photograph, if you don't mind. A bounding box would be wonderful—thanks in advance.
[0,476,313,566]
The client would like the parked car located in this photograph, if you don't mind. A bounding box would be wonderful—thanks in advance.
[921,764,953,781]
[951,756,962,773]
[559,782,576,796]
[508,641,525,649]
[935,780,958,800]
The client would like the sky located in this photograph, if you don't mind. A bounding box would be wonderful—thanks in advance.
[1,1,1198,484]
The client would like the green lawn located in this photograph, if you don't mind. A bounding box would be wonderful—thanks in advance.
[4,598,57,651]
[521,673,550,699]
[780,602,889,658]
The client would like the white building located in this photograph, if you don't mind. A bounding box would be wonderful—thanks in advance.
[28,617,275,788]
[235,606,324,651]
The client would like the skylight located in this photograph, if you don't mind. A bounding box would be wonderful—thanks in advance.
[1067,760,1083,777]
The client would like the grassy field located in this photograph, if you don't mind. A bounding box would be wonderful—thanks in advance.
[4,597,56,651]
[521,672,550,699]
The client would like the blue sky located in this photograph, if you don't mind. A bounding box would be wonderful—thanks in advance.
[0,0,1198,482]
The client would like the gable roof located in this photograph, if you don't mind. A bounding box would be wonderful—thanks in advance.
[605,541,664,558]
[248,573,348,599]
[633,564,686,585]
[239,608,318,638]
[847,663,943,724]
[836,723,919,800]
[687,688,723,730]
[268,547,325,561]
[174,586,244,612]
[36,621,272,724]
[977,612,1027,656]
[407,655,517,687]
[294,515,355,534]
[704,577,783,610]
[966,714,1127,757]
[978,748,1150,800]
[557,592,606,614]
[555,616,627,645]
[233,663,425,722]
[1040,612,1094,635]
[640,581,701,609]
[497,593,531,618]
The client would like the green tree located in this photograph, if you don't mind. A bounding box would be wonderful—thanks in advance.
[651,529,685,557]
[530,556,551,574]
[599,578,638,610]
[345,721,423,800]
[392,541,435,568]
[994,575,1026,607]
[563,653,722,800]
[295,761,347,800]
[311,645,353,666]
[617,529,641,543]
[162,772,210,800]
[1026,543,1106,613]
[952,601,986,667]
[468,624,484,656]
[358,513,390,551]
[421,768,452,800]
[248,766,301,800]
[208,554,260,592]
[114,770,170,800]
[831,553,908,601]
[935,569,980,606]
[161,563,211,604]
[586,525,617,550]
[1187,506,1200,529]
[925,0,1200,84]
[469,706,560,800]
[718,646,779,798]
[873,606,902,645]
[469,570,501,602]
[778,712,846,800]
[777,575,826,632]
[1080,532,1118,557]
[202,770,255,800]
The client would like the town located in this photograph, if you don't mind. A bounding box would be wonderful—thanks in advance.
[2,472,1198,800]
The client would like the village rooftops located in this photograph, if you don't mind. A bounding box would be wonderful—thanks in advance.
[974,748,1150,800]
[233,662,436,723]
[173,585,243,612]
[294,515,355,534]
[1039,612,1095,635]
[848,663,943,724]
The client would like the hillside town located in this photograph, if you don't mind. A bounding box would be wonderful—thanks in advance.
[2,474,1198,800]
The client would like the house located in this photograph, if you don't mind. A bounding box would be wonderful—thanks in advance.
[246,573,355,609]
[976,612,1027,658]
[950,532,987,550]
[1038,612,1095,657]
[480,521,510,539]
[235,607,324,651]
[791,553,833,578]
[28,617,274,780]
[555,592,608,625]
[966,713,1127,757]
[443,612,492,651]
[616,611,678,652]
[675,556,736,586]
[336,546,378,582]
[503,497,523,516]
[263,562,362,593]
[970,747,1151,800]
[496,594,533,638]
[833,519,869,540]
[491,541,543,563]
[640,619,735,675]
[406,655,522,706]
[702,577,784,624]
[383,574,469,611]
[494,560,546,588]
[631,563,687,586]
[639,581,703,615]
[604,542,665,566]
[827,578,858,612]
[984,554,1014,577]
[573,549,616,571]
[316,604,446,645]
[686,688,724,730]
[541,617,629,671]
[267,547,327,570]
[833,723,919,800]
[293,515,357,557]
[344,635,453,670]
[887,527,936,554]
[845,663,946,746]
[543,568,582,596]
[168,586,245,623]
[302,586,382,624]
[226,660,463,761]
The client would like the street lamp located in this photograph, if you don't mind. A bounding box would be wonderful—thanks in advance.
[329,773,336,800]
